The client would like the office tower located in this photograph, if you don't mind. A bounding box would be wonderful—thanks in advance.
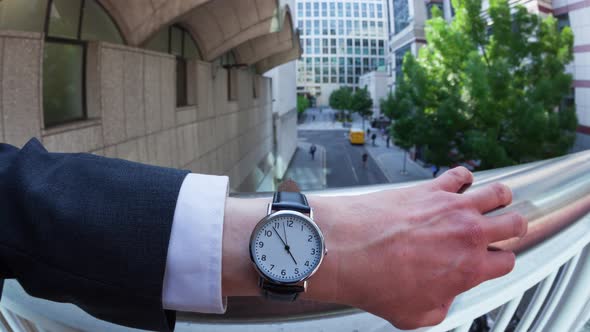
[295,0,389,106]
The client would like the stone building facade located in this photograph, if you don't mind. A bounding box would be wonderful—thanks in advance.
[0,0,301,192]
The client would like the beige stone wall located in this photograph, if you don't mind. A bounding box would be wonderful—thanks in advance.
[0,31,43,147]
[274,108,297,179]
[0,31,275,192]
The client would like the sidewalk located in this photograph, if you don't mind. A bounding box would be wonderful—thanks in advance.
[282,141,327,191]
[364,130,433,183]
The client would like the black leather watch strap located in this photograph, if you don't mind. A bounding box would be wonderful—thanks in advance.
[271,191,310,214]
[261,191,310,301]
[259,278,305,301]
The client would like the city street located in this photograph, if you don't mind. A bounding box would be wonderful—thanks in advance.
[284,108,431,190]
[294,130,389,188]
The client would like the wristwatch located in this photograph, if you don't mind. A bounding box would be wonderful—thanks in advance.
[249,191,327,301]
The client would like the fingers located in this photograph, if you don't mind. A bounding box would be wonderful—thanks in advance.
[482,212,527,243]
[464,182,512,213]
[480,250,516,281]
[430,167,473,193]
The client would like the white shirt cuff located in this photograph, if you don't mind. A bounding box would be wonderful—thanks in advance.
[162,173,228,313]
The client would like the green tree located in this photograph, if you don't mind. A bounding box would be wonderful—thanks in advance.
[297,95,310,118]
[351,87,373,130]
[388,0,576,170]
[329,87,353,120]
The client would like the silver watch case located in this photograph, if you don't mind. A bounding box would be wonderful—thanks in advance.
[249,206,327,285]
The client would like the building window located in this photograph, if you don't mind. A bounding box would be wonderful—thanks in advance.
[0,0,48,32]
[171,25,198,107]
[394,0,411,34]
[219,52,238,101]
[486,24,494,38]
[560,88,575,112]
[144,24,201,107]
[43,41,85,127]
[81,0,124,44]
[41,0,124,127]
[427,2,444,19]
[252,73,259,99]
[556,13,570,31]
[395,44,412,81]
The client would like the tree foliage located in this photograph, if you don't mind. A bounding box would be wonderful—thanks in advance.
[329,86,353,118]
[297,95,310,116]
[383,0,576,169]
[351,87,374,130]
[351,87,374,119]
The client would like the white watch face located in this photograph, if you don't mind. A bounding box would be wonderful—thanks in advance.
[250,211,324,283]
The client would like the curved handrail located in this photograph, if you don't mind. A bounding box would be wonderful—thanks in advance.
[1,150,590,331]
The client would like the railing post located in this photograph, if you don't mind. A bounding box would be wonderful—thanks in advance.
[529,252,583,331]
[541,246,590,332]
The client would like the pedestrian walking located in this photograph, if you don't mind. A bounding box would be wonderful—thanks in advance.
[386,135,390,148]
[371,133,377,146]
[309,144,317,160]
[362,152,368,168]
[312,115,316,121]
[366,128,371,136]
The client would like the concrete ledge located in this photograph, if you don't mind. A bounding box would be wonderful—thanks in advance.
[0,30,42,40]
[42,119,103,137]
[99,41,175,59]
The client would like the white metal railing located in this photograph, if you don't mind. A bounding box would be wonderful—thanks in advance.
[1,150,590,332]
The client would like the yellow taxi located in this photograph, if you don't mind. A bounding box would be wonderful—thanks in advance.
[349,128,365,145]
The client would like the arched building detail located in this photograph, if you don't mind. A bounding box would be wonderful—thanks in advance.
[233,6,298,66]
[94,0,300,72]
[96,0,209,46]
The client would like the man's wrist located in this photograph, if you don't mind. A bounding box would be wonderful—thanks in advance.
[221,195,347,305]
[300,195,343,304]
[222,197,264,298]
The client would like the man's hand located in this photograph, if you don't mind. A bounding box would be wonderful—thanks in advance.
[222,167,527,330]
[305,167,527,329]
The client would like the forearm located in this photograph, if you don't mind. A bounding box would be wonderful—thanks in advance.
[0,139,188,331]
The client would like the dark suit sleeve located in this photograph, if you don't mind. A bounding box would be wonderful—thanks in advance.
[0,138,190,331]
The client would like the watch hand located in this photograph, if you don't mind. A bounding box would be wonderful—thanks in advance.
[283,222,289,245]
[272,227,287,247]
[273,226,297,265]
[287,249,298,265]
